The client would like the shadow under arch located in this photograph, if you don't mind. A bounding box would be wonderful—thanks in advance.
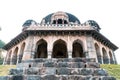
[95,43,102,64]
[102,47,109,64]
[12,47,18,64]
[35,39,47,58]
[52,39,68,58]
[18,42,25,63]
[72,39,85,58]
[109,51,114,64]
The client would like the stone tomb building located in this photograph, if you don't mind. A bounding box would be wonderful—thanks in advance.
[1,11,118,80]
[3,11,118,65]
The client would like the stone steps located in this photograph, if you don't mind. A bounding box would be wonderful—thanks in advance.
[17,62,100,68]
[0,58,116,80]
[17,58,98,68]
[22,58,96,63]
[0,75,116,80]
[9,68,108,76]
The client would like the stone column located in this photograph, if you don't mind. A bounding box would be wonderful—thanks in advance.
[10,53,14,65]
[22,36,34,60]
[99,47,103,64]
[68,51,72,58]
[47,39,53,58]
[67,36,72,58]
[48,51,52,58]
[86,36,96,59]
[112,52,117,64]
[3,52,8,65]
[107,51,110,64]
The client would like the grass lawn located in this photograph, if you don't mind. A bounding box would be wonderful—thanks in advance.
[0,64,120,79]
[0,65,16,76]
[101,64,120,80]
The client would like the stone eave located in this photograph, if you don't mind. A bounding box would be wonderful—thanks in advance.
[91,30,118,51]
[3,31,28,50]
[3,29,118,51]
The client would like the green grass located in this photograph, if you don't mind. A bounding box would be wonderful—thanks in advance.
[0,65,16,76]
[0,64,120,79]
[101,64,120,80]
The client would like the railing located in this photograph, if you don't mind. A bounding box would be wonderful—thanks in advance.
[25,24,95,31]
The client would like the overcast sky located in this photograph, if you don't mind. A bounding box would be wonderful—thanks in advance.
[0,0,120,64]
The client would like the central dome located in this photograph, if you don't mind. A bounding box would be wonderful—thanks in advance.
[41,11,80,24]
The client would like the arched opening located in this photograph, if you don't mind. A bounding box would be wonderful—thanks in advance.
[95,43,102,64]
[52,20,56,24]
[102,48,109,64]
[57,19,63,24]
[18,42,25,63]
[12,47,18,64]
[35,39,47,58]
[109,51,114,64]
[6,50,12,64]
[64,20,68,24]
[52,39,68,58]
[72,40,84,58]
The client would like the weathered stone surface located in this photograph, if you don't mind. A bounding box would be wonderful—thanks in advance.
[59,75,68,80]
[44,61,55,67]
[26,68,39,75]
[42,75,59,80]
[9,68,23,75]
[0,76,8,80]
[80,68,93,75]
[70,68,79,75]
[11,75,24,80]
[45,68,56,75]
[87,62,100,68]
[69,62,85,68]
[102,76,116,80]
[57,62,68,67]
[26,75,41,80]
[57,68,70,75]
[92,76,100,80]
[0,58,116,80]
[68,75,91,80]
[94,69,108,76]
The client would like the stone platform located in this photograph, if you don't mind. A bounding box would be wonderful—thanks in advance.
[0,58,116,80]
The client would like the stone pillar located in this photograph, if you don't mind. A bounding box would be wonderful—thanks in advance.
[84,36,89,58]
[112,52,117,64]
[3,53,8,65]
[16,56,19,64]
[10,53,14,65]
[86,36,96,59]
[68,51,72,58]
[67,37,72,58]
[22,36,35,60]
[99,47,103,64]
[47,39,53,58]
[48,51,52,58]
[107,51,110,64]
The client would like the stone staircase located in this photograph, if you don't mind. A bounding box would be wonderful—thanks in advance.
[0,58,116,80]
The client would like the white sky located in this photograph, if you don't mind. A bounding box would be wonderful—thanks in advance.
[0,0,120,64]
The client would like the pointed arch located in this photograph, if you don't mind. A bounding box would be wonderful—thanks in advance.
[12,47,18,64]
[109,51,114,64]
[102,48,109,64]
[18,42,25,63]
[95,43,102,64]
[72,39,85,58]
[35,39,47,58]
[52,39,68,58]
